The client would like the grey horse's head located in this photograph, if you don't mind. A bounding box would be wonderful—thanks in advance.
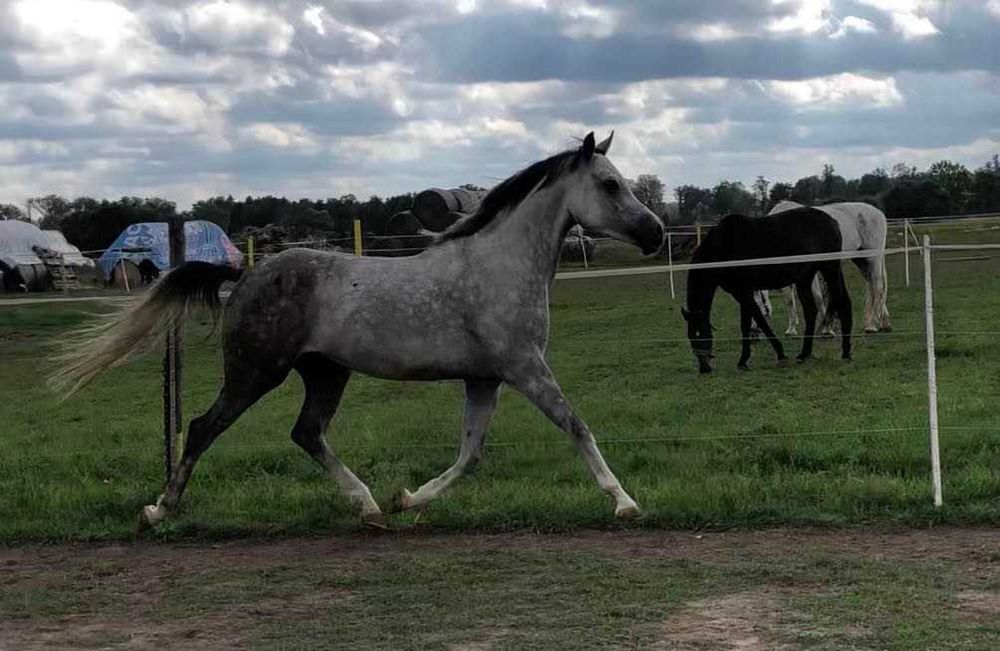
[564,132,665,255]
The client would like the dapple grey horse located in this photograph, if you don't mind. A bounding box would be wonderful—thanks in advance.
[52,132,664,528]
[754,200,891,335]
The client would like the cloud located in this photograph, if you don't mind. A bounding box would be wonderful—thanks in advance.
[0,0,998,210]
[766,73,903,109]
[182,1,295,56]
[855,0,941,38]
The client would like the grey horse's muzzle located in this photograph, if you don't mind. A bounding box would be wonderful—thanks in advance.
[635,218,665,255]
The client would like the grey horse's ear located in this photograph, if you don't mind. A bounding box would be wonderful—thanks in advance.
[580,132,596,161]
[595,131,613,155]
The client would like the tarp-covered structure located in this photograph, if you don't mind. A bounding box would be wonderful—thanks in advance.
[0,220,47,268]
[42,230,94,267]
[98,220,243,279]
[1,220,51,291]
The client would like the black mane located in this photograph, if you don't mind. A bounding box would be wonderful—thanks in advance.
[435,149,579,243]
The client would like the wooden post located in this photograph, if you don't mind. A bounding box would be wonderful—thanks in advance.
[247,235,255,270]
[578,228,589,269]
[353,219,363,256]
[696,224,702,246]
[163,217,185,482]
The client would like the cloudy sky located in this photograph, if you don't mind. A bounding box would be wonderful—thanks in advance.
[1,0,998,208]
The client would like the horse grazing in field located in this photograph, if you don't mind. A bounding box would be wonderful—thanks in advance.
[754,200,890,335]
[51,132,664,527]
[683,209,853,373]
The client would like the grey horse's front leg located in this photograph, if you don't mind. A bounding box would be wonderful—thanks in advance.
[507,357,639,520]
[391,380,501,512]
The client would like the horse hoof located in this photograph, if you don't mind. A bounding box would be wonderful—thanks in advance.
[795,357,808,364]
[614,503,641,521]
[864,327,878,334]
[136,504,165,534]
[362,511,389,530]
[388,489,414,513]
[737,363,750,371]
[879,325,893,333]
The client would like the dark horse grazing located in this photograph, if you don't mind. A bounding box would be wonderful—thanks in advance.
[52,132,664,528]
[682,209,853,373]
[138,258,160,285]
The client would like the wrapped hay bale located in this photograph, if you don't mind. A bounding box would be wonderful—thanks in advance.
[412,188,486,232]
[561,226,597,262]
[386,210,424,236]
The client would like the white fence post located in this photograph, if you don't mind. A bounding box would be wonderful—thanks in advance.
[666,231,675,300]
[903,219,910,287]
[922,234,943,507]
[579,228,589,270]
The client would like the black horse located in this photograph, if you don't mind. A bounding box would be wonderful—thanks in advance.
[682,209,853,373]
[138,259,160,286]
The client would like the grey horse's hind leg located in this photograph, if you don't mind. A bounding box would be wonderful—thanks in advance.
[852,258,878,333]
[782,286,799,335]
[392,379,501,512]
[507,357,639,520]
[139,375,277,529]
[291,354,384,527]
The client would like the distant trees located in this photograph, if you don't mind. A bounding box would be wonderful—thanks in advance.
[630,174,667,216]
[11,152,1000,253]
[0,204,26,221]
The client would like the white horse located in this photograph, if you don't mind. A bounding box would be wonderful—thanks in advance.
[754,200,891,335]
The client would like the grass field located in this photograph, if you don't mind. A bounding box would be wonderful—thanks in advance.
[1,223,999,542]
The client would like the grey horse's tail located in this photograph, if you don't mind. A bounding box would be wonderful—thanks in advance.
[49,262,243,398]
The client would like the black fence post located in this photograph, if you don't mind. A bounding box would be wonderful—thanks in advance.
[163,217,185,482]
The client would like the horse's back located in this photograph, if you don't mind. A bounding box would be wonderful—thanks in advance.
[711,209,842,258]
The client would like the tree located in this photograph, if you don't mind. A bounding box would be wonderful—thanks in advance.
[191,196,235,231]
[928,160,973,214]
[820,164,848,200]
[711,180,754,215]
[28,194,71,229]
[769,182,793,206]
[890,162,919,180]
[881,179,949,219]
[752,176,769,216]
[674,185,714,223]
[970,154,1000,212]
[858,168,891,197]
[630,174,666,216]
[791,175,822,205]
[0,204,26,221]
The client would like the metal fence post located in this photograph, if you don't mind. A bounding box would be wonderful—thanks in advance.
[922,234,942,507]
[163,217,185,482]
[666,231,675,300]
[904,219,910,287]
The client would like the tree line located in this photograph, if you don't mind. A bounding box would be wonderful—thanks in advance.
[664,155,1000,225]
[1,155,998,253]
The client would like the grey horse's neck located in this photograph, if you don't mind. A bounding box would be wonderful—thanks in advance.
[462,183,573,285]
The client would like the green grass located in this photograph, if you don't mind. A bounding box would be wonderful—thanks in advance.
[1,224,998,541]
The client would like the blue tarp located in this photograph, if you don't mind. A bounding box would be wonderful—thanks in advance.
[98,221,243,279]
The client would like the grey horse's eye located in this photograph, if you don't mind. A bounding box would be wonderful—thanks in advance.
[602,179,620,195]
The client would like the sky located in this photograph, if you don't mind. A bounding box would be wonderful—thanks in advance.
[1,0,999,209]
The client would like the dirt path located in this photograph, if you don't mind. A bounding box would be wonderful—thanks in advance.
[2,527,997,650]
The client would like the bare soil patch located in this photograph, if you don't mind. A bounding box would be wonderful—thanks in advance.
[1,527,996,650]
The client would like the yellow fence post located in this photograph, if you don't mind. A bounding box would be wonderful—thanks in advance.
[247,235,255,270]
[353,219,363,256]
